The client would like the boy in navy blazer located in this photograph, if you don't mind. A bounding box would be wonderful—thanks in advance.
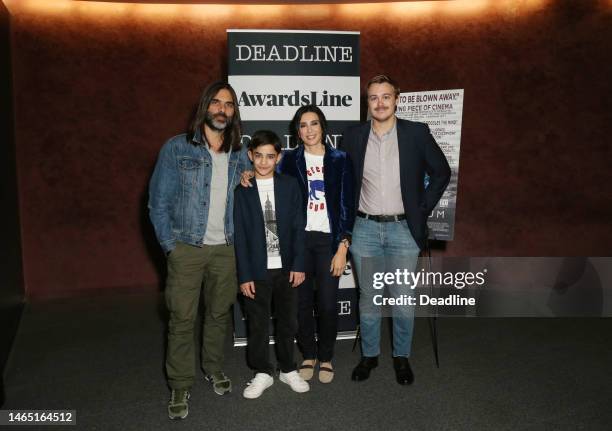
[233,130,310,399]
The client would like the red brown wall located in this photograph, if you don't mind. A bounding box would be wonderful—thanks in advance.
[1,0,24,404]
[1,0,22,305]
[5,0,612,297]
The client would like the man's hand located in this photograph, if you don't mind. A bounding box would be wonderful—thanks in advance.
[240,170,254,187]
[289,271,305,287]
[240,281,256,299]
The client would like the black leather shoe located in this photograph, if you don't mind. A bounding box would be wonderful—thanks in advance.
[351,357,378,381]
[393,357,414,385]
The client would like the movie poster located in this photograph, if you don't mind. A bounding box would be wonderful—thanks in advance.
[396,89,464,241]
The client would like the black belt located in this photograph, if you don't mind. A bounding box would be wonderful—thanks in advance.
[357,211,406,222]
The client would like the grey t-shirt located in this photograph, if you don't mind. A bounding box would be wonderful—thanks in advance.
[203,148,229,245]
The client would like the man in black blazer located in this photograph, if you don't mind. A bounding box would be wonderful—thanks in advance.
[341,75,451,385]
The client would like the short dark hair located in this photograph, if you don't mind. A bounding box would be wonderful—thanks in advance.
[187,81,242,152]
[248,130,282,154]
[290,104,329,147]
[366,74,400,97]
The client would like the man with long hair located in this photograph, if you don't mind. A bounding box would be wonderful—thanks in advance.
[149,81,250,420]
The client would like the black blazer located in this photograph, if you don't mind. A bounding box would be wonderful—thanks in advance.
[233,173,305,284]
[277,144,355,254]
[340,118,451,250]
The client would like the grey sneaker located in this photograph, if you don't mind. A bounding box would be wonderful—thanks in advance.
[205,372,232,395]
[168,388,190,420]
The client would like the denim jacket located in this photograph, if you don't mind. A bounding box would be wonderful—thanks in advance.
[148,130,250,253]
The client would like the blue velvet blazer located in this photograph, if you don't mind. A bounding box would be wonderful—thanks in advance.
[277,144,355,254]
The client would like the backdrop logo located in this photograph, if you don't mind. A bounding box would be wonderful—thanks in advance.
[235,44,353,63]
[239,90,353,107]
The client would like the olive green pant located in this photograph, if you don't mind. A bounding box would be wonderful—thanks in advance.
[165,242,238,390]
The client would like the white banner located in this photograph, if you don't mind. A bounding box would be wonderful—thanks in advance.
[228,29,361,343]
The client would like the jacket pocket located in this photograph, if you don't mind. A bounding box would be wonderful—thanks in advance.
[178,157,203,170]
[178,157,202,187]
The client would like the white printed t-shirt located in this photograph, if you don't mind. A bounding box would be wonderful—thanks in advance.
[304,152,331,233]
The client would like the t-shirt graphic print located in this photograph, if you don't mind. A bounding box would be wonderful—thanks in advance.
[256,178,282,269]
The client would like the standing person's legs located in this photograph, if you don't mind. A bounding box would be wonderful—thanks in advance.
[242,273,276,400]
[312,232,339,363]
[244,274,275,375]
[350,217,385,357]
[165,242,206,390]
[271,270,298,373]
[201,244,238,391]
[272,269,309,394]
[296,232,317,362]
[383,220,420,358]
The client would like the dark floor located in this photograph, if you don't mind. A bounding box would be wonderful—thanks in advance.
[1,301,23,408]
[3,291,612,431]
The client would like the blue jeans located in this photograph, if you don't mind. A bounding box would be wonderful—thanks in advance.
[351,216,420,358]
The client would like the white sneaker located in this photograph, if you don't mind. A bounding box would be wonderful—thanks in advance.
[279,370,310,393]
[243,373,274,399]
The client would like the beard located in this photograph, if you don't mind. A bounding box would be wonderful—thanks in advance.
[205,111,232,131]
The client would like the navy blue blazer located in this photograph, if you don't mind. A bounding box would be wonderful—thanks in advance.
[341,119,451,250]
[277,144,355,254]
[233,173,305,284]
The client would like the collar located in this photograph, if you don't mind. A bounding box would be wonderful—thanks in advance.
[370,116,397,139]
[192,128,205,146]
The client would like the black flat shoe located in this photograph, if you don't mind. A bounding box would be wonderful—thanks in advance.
[351,356,378,381]
[393,357,414,385]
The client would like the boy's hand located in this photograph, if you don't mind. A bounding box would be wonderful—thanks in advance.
[240,281,256,299]
[289,271,305,287]
[240,170,254,187]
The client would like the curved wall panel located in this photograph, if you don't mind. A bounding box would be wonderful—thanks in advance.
[5,0,612,296]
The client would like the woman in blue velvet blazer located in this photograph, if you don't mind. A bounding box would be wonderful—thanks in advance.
[277,105,355,383]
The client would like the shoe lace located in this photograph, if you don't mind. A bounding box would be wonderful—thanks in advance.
[214,372,228,383]
[171,389,188,405]
[284,371,301,383]
[247,374,267,386]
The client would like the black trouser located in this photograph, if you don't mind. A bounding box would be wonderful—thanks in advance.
[297,231,340,362]
[244,269,298,375]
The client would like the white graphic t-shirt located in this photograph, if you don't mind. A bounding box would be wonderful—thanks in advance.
[256,178,282,269]
[304,152,331,233]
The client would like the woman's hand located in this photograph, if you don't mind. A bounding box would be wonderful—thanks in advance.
[330,247,348,277]
[240,170,254,187]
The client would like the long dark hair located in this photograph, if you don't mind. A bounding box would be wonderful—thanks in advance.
[289,104,329,148]
[187,81,242,152]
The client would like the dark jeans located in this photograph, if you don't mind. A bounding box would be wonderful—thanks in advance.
[297,231,340,362]
[244,269,298,375]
